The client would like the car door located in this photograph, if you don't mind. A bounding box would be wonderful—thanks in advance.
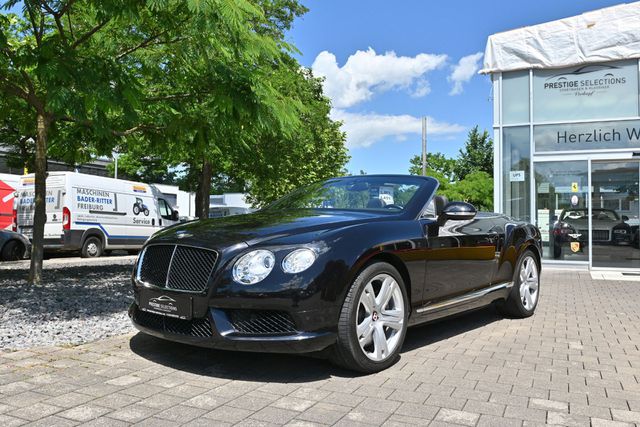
[421,212,499,304]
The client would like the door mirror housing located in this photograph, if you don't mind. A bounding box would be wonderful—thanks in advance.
[171,210,179,221]
[622,215,629,221]
[438,201,477,226]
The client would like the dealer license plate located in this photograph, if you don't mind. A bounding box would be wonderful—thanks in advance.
[139,289,192,320]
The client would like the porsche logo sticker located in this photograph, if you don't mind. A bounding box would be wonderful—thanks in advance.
[570,242,580,253]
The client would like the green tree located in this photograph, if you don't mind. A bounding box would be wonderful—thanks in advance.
[443,171,493,211]
[0,95,34,172]
[0,0,303,284]
[408,127,494,211]
[455,126,493,180]
[408,152,457,182]
[237,66,349,206]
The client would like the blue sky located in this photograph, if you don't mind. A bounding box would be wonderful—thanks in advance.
[286,0,628,174]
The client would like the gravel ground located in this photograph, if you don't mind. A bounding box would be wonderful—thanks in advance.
[0,261,136,350]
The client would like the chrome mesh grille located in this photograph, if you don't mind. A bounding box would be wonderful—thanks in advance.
[139,245,173,286]
[133,308,213,338]
[227,310,297,335]
[579,229,610,242]
[137,244,218,293]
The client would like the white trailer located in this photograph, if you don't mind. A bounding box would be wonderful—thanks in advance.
[14,172,181,257]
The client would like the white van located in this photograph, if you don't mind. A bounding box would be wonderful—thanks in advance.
[13,172,181,257]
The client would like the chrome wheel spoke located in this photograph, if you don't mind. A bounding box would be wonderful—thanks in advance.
[380,309,403,330]
[376,276,395,308]
[523,287,533,308]
[358,319,374,347]
[361,283,376,313]
[372,324,389,360]
[357,316,372,338]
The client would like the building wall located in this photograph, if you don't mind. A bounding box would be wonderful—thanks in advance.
[493,59,640,265]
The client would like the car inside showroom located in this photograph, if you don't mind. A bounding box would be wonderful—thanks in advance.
[482,2,640,269]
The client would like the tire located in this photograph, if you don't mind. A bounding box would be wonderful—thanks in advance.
[330,262,408,373]
[553,244,561,259]
[81,236,103,258]
[1,240,25,261]
[497,249,540,318]
[133,205,140,215]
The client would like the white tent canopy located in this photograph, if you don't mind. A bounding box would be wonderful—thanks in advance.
[481,2,640,74]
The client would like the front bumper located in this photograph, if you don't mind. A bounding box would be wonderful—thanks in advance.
[128,303,337,354]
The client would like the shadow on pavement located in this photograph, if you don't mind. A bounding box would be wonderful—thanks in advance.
[129,305,502,381]
[403,306,502,351]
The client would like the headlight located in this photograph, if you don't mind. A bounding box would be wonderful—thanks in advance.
[233,250,275,285]
[282,248,316,274]
[613,229,627,234]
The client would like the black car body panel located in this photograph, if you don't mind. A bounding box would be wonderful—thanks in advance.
[129,175,542,354]
[0,230,31,261]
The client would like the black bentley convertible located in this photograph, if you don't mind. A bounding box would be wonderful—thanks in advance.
[130,175,542,372]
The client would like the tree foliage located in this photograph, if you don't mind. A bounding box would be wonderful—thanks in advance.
[409,126,494,211]
[455,126,493,180]
[408,152,457,182]
[0,0,347,283]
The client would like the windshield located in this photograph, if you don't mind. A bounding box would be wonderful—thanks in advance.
[561,209,620,221]
[265,176,428,212]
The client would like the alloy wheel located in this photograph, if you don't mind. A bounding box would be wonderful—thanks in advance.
[356,273,405,361]
[519,256,539,310]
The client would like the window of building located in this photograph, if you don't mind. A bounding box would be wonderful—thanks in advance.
[502,126,530,221]
[534,161,588,262]
[502,70,529,124]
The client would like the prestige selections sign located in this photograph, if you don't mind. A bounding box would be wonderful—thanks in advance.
[532,60,639,122]
[534,120,640,152]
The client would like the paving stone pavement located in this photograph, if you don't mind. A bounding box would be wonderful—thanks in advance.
[1,269,639,426]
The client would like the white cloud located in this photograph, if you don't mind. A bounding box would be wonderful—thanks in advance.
[448,52,483,95]
[331,109,465,149]
[312,48,447,108]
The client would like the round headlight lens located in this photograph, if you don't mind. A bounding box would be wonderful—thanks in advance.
[282,248,316,274]
[233,250,275,285]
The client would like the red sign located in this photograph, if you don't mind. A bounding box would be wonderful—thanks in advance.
[0,179,16,230]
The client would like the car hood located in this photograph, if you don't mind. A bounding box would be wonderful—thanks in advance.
[149,209,394,249]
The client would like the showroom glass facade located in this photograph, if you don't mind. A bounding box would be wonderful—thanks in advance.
[493,59,640,267]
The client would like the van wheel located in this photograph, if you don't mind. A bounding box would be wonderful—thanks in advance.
[1,240,25,261]
[81,237,103,258]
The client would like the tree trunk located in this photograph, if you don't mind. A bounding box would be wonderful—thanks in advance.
[28,113,48,285]
[197,157,212,219]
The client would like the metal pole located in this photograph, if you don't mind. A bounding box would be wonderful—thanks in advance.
[114,156,118,179]
[421,117,427,176]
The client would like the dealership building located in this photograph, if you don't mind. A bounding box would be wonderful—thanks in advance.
[482,2,640,270]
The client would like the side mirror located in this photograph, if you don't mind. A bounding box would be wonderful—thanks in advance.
[622,215,629,221]
[438,201,477,226]
[171,210,179,221]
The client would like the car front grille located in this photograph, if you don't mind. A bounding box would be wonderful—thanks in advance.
[226,310,297,336]
[133,307,213,338]
[137,244,218,293]
[579,229,610,242]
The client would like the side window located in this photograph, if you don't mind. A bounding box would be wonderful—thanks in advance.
[158,199,171,218]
